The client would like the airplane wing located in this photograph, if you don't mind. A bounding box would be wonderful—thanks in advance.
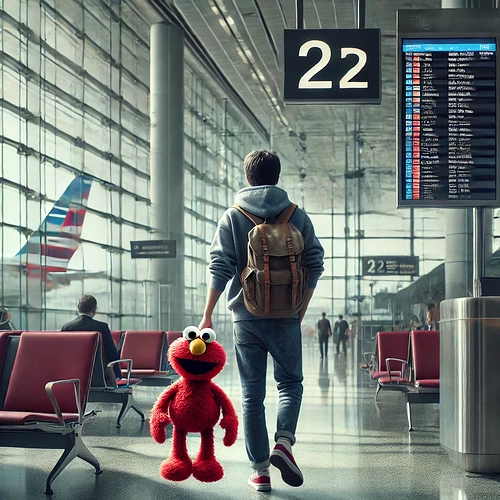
[47,271,107,286]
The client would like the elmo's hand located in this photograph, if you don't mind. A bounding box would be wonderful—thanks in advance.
[150,412,171,444]
[220,415,238,447]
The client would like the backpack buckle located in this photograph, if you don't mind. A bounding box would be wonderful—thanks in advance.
[263,255,270,263]
[289,255,296,262]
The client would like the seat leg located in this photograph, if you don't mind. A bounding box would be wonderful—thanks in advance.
[375,383,381,401]
[76,433,102,474]
[45,442,77,495]
[116,393,133,428]
[407,401,413,432]
[129,395,145,421]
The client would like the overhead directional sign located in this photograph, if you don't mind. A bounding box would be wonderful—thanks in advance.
[362,256,419,276]
[130,240,176,259]
[284,29,381,104]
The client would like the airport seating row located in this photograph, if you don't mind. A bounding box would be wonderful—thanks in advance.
[110,330,182,385]
[0,329,183,494]
[361,330,440,431]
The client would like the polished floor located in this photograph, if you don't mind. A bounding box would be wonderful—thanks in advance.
[1,336,500,499]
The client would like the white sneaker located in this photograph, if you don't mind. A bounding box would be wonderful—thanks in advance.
[248,468,271,492]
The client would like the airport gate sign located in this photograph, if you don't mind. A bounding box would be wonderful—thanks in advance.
[130,240,177,259]
[284,29,381,104]
[362,256,419,276]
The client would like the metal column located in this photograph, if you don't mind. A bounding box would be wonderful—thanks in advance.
[439,0,500,474]
[150,23,185,330]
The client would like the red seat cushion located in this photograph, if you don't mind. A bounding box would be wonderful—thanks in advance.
[111,331,123,348]
[377,331,410,372]
[122,369,169,377]
[167,331,182,347]
[116,378,141,386]
[0,411,79,425]
[416,379,440,388]
[120,331,164,370]
[378,376,410,385]
[371,370,402,380]
[3,331,98,414]
[412,330,439,381]
[122,369,155,376]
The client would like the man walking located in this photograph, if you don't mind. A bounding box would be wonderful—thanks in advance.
[198,149,324,491]
[317,312,331,358]
[333,314,349,355]
[61,294,121,381]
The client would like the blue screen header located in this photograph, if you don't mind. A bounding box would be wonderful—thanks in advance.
[403,38,496,53]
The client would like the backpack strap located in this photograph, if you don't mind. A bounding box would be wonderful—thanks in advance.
[277,203,298,224]
[232,205,264,226]
[283,223,299,308]
[257,226,271,316]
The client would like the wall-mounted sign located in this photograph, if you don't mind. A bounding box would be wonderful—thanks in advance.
[362,256,419,276]
[130,240,176,259]
[397,9,500,207]
[283,29,381,104]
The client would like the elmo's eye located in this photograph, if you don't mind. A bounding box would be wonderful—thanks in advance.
[200,328,216,343]
[183,326,200,341]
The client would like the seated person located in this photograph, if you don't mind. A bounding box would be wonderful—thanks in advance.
[0,307,16,330]
[61,294,121,380]
[409,315,426,331]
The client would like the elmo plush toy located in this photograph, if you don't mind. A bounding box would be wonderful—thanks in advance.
[150,326,238,483]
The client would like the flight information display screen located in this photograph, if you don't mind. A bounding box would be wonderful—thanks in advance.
[400,38,497,206]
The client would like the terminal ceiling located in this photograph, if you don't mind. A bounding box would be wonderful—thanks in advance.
[162,0,441,215]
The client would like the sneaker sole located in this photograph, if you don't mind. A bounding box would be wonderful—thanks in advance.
[247,478,271,492]
[270,450,304,487]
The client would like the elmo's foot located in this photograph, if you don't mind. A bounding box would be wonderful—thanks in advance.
[192,458,224,482]
[160,456,192,481]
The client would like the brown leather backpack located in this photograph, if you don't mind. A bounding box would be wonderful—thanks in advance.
[233,203,309,318]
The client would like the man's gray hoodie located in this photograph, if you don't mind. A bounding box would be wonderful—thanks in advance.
[209,185,325,322]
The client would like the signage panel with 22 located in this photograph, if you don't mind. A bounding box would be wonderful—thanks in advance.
[283,29,381,104]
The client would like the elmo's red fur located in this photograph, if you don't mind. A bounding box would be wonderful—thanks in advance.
[150,327,238,482]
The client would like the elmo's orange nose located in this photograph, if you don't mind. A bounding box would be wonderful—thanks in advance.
[190,338,206,356]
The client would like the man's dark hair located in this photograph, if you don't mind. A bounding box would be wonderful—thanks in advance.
[244,149,281,186]
[321,312,326,317]
[78,294,97,314]
[338,314,343,320]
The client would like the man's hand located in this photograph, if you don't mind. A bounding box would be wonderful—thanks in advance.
[198,315,212,330]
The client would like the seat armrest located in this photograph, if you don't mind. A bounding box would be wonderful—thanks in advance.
[108,358,133,386]
[362,352,375,368]
[385,358,407,380]
[45,379,81,425]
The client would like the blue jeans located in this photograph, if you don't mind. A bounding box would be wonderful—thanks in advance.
[233,319,303,470]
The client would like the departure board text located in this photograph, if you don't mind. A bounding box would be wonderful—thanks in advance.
[402,39,496,203]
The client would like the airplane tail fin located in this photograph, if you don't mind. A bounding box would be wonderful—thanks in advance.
[16,175,93,272]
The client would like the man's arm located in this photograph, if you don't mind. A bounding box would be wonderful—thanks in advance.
[199,288,224,330]
[198,213,238,329]
[101,324,121,379]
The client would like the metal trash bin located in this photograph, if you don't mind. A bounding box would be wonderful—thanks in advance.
[440,297,500,473]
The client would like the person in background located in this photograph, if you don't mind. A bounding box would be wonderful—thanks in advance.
[0,307,16,330]
[61,294,121,380]
[317,312,332,358]
[333,314,349,355]
[426,303,438,330]
[410,315,425,331]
